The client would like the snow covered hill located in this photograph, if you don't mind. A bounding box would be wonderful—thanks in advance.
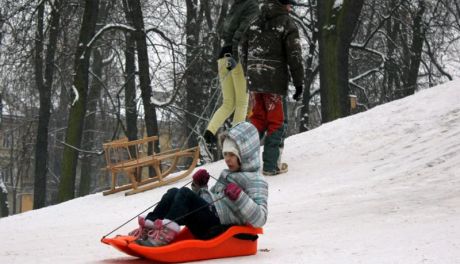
[1,80,459,264]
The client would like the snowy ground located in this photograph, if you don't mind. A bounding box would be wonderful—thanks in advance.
[1,79,459,264]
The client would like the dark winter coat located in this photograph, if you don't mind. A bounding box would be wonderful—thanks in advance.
[221,0,260,59]
[240,0,304,95]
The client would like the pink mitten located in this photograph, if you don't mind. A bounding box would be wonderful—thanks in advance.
[224,183,242,201]
[192,169,210,187]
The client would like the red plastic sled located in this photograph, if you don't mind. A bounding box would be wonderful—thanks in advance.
[102,225,263,263]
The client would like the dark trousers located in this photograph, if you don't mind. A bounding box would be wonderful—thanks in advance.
[146,187,222,239]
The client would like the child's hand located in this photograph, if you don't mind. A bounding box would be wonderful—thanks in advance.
[192,169,210,187]
[224,183,242,201]
[226,56,237,71]
[293,85,303,101]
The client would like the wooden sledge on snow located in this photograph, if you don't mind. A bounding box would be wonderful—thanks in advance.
[102,135,200,196]
[101,225,263,263]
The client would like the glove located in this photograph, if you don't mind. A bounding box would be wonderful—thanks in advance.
[226,56,237,71]
[293,85,303,101]
[192,169,210,187]
[224,183,242,201]
[219,45,232,58]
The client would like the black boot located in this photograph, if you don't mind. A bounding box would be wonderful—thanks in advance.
[199,130,218,163]
[204,130,217,144]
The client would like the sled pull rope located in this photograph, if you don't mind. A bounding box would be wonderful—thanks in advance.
[101,180,193,241]
[101,175,230,240]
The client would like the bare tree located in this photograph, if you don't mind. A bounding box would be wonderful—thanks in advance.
[318,0,365,122]
[121,0,138,143]
[58,0,100,203]
[183,0,223,149]
[399,0,426,98]
[33,0,62,209]
[296,0,320,132]
[125,0,160,153]
[0,177,8,217]
[78,1,114,197]
[348,0,456,108]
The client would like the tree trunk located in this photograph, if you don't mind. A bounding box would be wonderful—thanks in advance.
[300,2,319,132]
[33,1,45,208]
[124,34,138,141]
[403,0,426,97]
[58,0,99,203]
[33,0,61,209]
[0,179,8,217]
[127,0,160,154]
[79,49,103,196]
[318,0,364,123]
[50,25,71,204]
[79,1,111,197]
[383,0,401,103]
[122,0,138,142]
[184,0,205,148]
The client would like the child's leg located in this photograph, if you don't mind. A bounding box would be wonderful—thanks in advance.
[164,187,221,239]
[145,187,179,221]
[206,58,236,135]
[278,96,288,167]
[249,92,268,136]
[231,62,249,125]
[264,94,284,135]
[262,94,285,172]
[263,127,285,172]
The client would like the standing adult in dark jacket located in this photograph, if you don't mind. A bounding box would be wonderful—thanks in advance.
[241,0,304,175]
[204,0,260,149]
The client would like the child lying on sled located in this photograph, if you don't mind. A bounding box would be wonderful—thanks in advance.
[129,122,268,246]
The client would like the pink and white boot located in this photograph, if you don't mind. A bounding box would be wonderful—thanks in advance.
[136,219,180,247]
[128,216,154,240]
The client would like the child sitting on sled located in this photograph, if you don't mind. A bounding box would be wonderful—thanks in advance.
[129,122,268,247]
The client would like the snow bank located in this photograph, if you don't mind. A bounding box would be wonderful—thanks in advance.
[1,80,459,263]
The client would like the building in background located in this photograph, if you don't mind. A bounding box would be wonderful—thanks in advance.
[0,111,35,215]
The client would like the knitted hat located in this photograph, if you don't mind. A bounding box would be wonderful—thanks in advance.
[222,137,241,162]
[279,0,298,5]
